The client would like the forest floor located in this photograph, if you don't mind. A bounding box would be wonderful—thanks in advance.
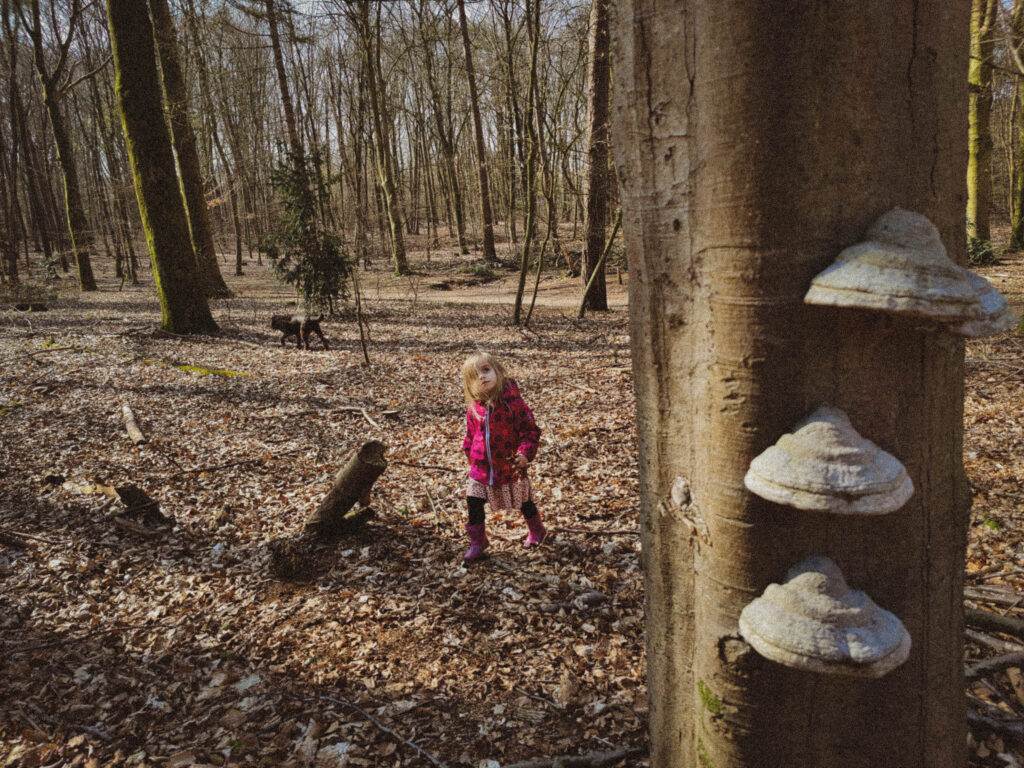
[1,241,1023,768]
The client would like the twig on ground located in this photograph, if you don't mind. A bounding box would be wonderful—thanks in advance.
[360,408,381,430]
[966,652,1024,680]
[72,724,113,742]
[966,608,1024,643]
[121,403,146,445]
[966,629,1023,654]
[965,587,1024,607]
[504,746,644,768]
[112,516,165,538]
[0,527,60,545]
[968,704,1024,744]
[0,530,29,548]
[391,460,461,473]
[318,694,450,768]
[559,527,638,536]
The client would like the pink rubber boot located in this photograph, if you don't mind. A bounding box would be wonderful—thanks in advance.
[524,513,547,548]
[464,523,489,562]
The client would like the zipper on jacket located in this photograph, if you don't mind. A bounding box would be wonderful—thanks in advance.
[484,405,495,486]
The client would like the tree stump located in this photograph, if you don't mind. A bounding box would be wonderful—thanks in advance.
[270,440,387,579]
[304,440,387,538]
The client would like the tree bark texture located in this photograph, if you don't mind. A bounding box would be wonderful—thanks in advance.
[107,0,217,335]
[456,0,497,263]
[149,0,231,298]
[581,0,610,311]
[513,0,541,326]
[26,1,97,290]
[612,2,970,766]
[1009,0,1024,250]
[967,0,997,242]
[355,1,408,275]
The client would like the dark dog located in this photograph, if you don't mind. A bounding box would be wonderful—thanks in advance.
[271,314,328,350]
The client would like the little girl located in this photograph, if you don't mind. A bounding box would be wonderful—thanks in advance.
[460,351,545,561]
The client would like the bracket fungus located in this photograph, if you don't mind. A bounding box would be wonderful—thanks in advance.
[804,208,1016,336]
[744,406,913,515]
[950,271,1019,338]
[738,555,911,678]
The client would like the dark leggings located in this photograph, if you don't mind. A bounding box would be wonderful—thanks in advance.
[467,496,538,525]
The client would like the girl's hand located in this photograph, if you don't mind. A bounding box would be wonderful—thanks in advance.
[514,454,529,470]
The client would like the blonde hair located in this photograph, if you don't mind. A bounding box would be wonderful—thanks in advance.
[462,351,507,407]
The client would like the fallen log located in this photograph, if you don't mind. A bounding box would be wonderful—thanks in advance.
[504,746,644,768]
[121,403,146,445]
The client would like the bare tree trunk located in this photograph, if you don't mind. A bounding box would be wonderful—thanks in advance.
[26,0,97,291]
[512,0,540,326]
[417,1,469,255]
[456,0,497,263]
[107,0,216,334]
[966,0,997,243]
[354,1,408,275]
[581,0,610,311]
[149,0,231,297]
[1009,0,1024,250]
[613,1,970,766]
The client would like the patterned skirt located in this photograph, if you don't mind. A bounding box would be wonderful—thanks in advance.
[466,474,533,512]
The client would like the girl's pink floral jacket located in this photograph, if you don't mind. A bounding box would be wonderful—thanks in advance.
[462,380,541,486]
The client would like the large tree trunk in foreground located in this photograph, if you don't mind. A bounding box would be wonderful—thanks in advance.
[456,0,497,264]
[581,0,610,312]
[149,0,231,298]
[613,2,970,766]
[107,0,216,334]
[967,0,997,243]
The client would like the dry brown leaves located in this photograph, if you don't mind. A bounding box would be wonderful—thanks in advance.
[0,260,643,767]
[2,251,1023,767]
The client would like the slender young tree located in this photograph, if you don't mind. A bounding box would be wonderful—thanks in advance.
[614,1,970,766]
[580,0,610,311]
[456,0,497,263]
[149,0,230,297]
[350,0,408,275]
[25,0,97,290]
[512,0,540,325]
[967,0,997,243]
[107,0,216,334]
[1009,0,1024,250]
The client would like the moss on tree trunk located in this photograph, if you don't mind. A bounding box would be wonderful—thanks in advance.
[149,0,230,298]
[107,0,216,335]
[967,0,996,243]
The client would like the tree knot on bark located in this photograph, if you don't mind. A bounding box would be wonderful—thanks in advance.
[661,475,709,546]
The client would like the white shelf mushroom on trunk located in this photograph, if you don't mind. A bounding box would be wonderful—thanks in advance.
[744,406,913,514]
[738,555,911,678]
[804,208,1018,337]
